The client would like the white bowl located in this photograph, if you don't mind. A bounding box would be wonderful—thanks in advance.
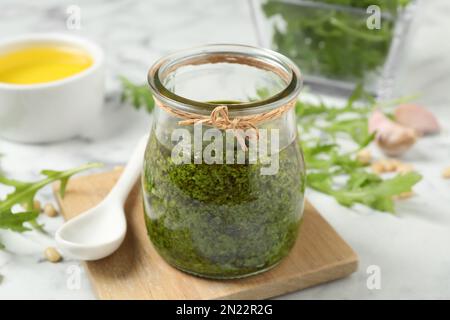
[0,33,105,143]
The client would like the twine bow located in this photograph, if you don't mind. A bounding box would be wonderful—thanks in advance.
[155,98,296,151]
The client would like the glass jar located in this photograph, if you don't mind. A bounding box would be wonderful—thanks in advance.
[143,44,306,279]
[250,0,418,97]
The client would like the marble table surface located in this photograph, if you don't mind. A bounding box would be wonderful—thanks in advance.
[0,0,449,299]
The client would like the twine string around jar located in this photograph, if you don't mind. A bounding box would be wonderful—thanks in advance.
[154,97,297,151]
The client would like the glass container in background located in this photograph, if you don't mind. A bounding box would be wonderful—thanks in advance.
[250,0,418,98]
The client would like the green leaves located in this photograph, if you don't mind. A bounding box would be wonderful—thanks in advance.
[324,118,374,147]
[0,162,102,233]
[120,76,155,113]
[262,0,410,81]
[298,86,422,213]
[0,210,39,232]
[299,0,409,11]
[309,170,422,213]
[41,170,71,198]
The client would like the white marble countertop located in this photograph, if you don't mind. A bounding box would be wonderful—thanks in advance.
[0,0,449,299]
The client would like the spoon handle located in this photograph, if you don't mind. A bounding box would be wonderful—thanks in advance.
[107,135,148,205]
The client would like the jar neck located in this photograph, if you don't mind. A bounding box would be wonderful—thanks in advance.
[148,44,302,117]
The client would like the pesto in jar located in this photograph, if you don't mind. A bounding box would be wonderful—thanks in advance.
[143,131,305,279]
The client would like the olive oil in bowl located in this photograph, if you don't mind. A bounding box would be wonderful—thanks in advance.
[0,33,104,143]
[0,45,93,85]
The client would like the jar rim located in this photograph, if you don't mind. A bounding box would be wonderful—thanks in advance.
[147,44,302,115]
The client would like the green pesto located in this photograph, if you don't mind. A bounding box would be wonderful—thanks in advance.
[143,132,305,279]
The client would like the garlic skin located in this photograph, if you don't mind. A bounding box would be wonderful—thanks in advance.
[369,109,417,157]
[395,104,440,135]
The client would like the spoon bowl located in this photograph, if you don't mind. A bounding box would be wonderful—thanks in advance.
[55,201,126,260]
[55,135,148,260]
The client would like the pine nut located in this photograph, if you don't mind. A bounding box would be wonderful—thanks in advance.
[442,167,450,179]
[33,200,41,212]
[45,247,62,263]
[356,149,371,165]
[44,203,58,217]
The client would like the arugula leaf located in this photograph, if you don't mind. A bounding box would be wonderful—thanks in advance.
[346,171,382,189]
[335,172,422,213]
[346,83,375,108]
[120,76,155,113]
[0,210,38,232]
[308,170,422,213]
[0,162,102,232]
[0,162,102,212]
[324,118,373,147]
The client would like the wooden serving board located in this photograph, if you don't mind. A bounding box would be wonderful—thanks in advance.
[53,170,358,300]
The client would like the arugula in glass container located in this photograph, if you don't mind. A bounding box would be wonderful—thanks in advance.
[262,0,411,81]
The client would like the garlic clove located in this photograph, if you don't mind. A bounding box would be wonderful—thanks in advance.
[395,104,440,135]
[369,109,417,157]
[368,109,388,134]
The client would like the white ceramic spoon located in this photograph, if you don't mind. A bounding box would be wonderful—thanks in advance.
[55,135,148,261]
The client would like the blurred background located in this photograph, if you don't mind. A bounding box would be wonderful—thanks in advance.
[1,0,449,109]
